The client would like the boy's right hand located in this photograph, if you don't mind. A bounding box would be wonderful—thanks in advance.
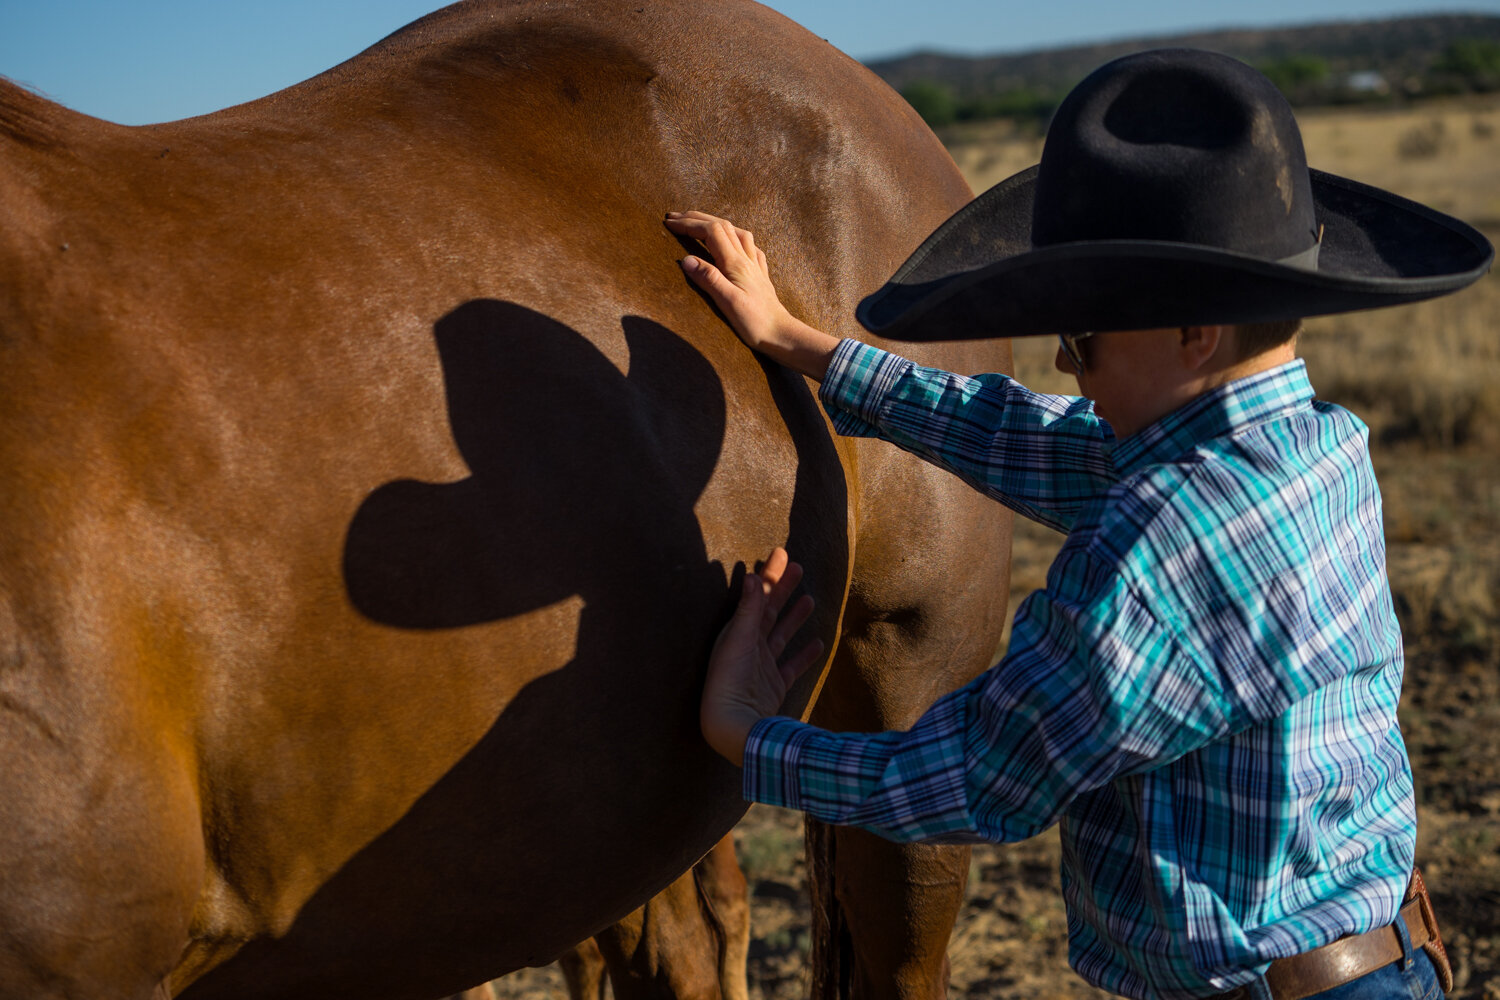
[700,547,824,767]
[665,211,840,381]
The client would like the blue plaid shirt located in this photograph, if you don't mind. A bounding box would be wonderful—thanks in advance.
[744,339,1415,1000]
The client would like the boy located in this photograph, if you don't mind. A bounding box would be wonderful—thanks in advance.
[666,49,1491,1000]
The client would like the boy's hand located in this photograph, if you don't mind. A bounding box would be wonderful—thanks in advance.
[666,211,839,381]
[701,548,825,767]
[665,211,785,349]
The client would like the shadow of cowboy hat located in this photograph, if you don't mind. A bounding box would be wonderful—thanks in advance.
[859,48,1495,341]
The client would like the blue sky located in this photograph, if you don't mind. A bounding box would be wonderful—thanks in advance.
[3,0,1497,125]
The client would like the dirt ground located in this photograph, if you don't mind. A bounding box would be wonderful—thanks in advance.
[493,96,1500,999]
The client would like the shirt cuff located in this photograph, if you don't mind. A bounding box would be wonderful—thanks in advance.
[818,338,914,437]
[742,715,818,809]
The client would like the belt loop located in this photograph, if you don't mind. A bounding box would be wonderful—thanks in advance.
[1393,911,1415,971]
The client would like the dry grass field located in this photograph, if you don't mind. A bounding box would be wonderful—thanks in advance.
[495,95,1500,1000]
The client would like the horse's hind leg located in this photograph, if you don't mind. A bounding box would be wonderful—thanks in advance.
[592,833,749,1000]
[692,834,750,1000]
[806,820,969,1000]
[474,934,604,1000]
[558,937,608,1000]
[482,833,749,1000]
[806,475,1013,1000]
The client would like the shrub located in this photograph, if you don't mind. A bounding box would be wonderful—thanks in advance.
[901,80,958,128]
[958,87,1059,125]
[1396,119,1447,160]
[1259,54,1331,102]
[1431,38,1500,91]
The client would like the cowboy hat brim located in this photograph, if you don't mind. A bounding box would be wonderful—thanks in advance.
[857,165,1495,340]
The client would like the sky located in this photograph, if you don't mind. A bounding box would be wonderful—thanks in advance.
[2,0,1498,125]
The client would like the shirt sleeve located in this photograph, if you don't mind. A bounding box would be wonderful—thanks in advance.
[742,549,1236,844]
[818,338,1117,532]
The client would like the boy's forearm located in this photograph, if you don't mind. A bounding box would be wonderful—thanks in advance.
[818,339,1114,532]
[760,316,840,381]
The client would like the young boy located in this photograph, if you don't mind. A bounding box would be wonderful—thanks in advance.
[666,48,1491,1000]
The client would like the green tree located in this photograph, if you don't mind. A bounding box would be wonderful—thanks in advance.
[901,80,957,128]
[1258,54,1331,100]
[1432,39,1500,91]
[961,87,1058,124]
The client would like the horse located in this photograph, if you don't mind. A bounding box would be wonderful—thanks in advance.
[0,1,1014,996]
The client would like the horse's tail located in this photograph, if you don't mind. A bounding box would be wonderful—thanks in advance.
[806,818,974,999]
[805,817,850,1000]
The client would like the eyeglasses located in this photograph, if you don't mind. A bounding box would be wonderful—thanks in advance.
[1058,331,1098,374]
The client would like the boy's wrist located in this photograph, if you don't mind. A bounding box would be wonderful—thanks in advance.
[702,703,760,768]
[765,317,838,381]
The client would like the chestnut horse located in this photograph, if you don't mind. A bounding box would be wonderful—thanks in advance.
[0,1,1014,997]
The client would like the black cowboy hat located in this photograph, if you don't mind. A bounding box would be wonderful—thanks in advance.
[858,48,1494,340]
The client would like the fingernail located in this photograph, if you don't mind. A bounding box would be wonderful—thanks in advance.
[682,256,700,272]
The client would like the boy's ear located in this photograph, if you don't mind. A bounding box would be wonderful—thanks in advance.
[1178,325,1226,371]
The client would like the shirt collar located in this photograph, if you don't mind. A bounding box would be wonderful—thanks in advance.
[1108,359,1316,476]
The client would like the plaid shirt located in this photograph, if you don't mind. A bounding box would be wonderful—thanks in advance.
[744,339,1415,1000]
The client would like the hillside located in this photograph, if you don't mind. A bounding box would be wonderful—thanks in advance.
[865,13,1500,122]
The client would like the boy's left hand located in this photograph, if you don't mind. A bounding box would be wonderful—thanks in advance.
[665,211,839,380]
[701,548,825,767]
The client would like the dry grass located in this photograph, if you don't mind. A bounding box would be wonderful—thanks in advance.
[1298,99,1500,227]
[1295,98,1500,454]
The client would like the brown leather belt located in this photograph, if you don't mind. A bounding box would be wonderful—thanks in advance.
[1212,869,1452,1000]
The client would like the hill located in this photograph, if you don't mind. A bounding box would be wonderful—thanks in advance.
[865,13,1500,123]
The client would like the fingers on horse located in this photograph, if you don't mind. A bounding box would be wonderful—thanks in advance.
[703,219,752,272]
[779,633,826,691]
[733,225,759,262]
[670,214,755,273]
[758,552,804,634]
[768,593,815,657]
[756,547,790,589]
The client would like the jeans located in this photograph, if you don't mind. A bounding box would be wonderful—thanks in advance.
[1239,915,1443,1000]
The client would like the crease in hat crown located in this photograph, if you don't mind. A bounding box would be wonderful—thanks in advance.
[1031,48,1321,262]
